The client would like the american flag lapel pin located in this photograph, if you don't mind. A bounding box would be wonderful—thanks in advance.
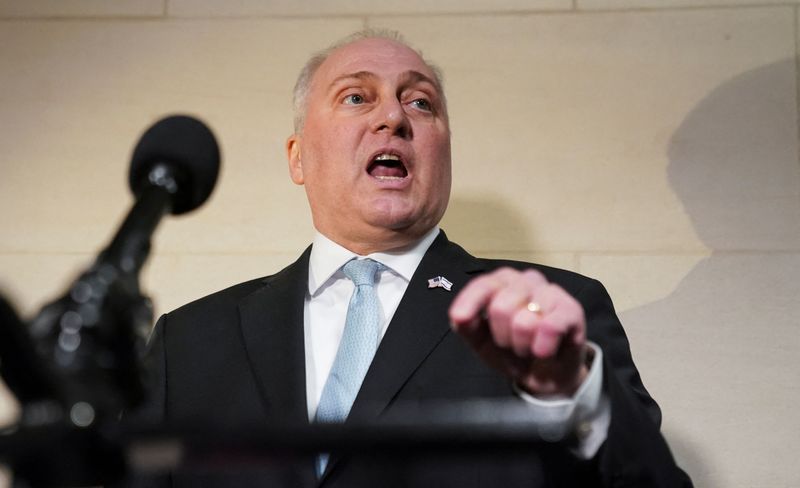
[427,276,453,291]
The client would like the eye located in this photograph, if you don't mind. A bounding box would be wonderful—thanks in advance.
[410,98,432,112]
[343,93,365,105]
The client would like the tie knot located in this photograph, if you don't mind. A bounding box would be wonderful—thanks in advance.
[343,258,383,287]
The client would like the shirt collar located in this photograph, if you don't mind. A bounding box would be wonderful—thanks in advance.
[308,226,440,296]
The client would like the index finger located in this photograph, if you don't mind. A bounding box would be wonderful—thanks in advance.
[449,268,538,328]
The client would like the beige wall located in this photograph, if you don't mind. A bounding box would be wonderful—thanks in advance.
[1,1,798,486]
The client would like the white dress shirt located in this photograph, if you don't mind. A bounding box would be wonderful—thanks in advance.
[303,227,609,458]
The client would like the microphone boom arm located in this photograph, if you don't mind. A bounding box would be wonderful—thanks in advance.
[101,163,177,274]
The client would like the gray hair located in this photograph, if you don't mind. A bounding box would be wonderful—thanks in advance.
[291,29,446,133]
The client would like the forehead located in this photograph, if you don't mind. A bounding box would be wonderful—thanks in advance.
[312,38,437,91]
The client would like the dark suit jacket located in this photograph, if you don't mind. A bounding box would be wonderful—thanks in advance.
[128,232,692,487]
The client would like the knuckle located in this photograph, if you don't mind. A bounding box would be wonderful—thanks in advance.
[522,268,545,280]
[509,317,528,336]
[492,266,519,281]
[513,308,537,328]
[487,299,510,321]
[545,282,565,297]
[539,319,565,336]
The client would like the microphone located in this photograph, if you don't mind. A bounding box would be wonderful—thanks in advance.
[101,115,221,274]
[0,115,221,487]
[22,115,221,419]
[130,114,220,216]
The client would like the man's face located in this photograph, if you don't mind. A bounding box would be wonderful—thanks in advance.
[287,37,452,253]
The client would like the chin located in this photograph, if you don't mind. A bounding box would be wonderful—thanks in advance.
[364,197,443,234]
[365,199,413,223]
[380,215,439,238]
[368,215,417,232]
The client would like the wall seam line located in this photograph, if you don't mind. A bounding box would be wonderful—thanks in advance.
[795,5,800,178]
[0,4,797,21]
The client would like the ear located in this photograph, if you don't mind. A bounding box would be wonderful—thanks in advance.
[286,134,304,185]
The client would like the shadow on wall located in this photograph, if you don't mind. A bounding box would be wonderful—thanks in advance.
[623,60,800,488]
[441,196,537,253]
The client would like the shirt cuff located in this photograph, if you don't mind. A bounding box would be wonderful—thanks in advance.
[512,341,610,459]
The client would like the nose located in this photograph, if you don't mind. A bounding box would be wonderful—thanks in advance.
[372,97,411,139]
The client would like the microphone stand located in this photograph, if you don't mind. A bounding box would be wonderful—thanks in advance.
[0,174,180,486]
[0,115,222,487]
[24,178,177,420]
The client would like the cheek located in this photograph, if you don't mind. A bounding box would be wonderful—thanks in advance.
[430,139,452,187]
[307,130,362,173]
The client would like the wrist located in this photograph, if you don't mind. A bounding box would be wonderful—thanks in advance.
[517,345,594,398]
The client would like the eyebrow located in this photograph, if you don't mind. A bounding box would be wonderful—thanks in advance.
[399,70,441,91]
[329,70,441,92]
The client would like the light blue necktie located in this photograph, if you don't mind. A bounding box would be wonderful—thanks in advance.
[315,258,384,475]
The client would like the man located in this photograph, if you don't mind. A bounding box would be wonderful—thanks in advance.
[134,30,692,487]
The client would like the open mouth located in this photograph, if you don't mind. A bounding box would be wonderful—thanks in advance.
[367,153,408,180]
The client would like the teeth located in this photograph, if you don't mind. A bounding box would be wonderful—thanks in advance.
[375,154,401,161]
[375,175,404,180]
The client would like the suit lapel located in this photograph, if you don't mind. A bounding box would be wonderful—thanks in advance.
[234,235,487,483]
[237,247,311,426]
[348,232,485,421]
[320,233,485,481]
[236,232,484,427]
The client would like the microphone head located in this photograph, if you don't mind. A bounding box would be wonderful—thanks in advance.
[129,115,221,215]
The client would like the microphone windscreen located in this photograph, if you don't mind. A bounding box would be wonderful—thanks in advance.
[129,115,221,215]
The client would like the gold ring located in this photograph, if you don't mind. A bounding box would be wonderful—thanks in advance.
[526,302,543,314]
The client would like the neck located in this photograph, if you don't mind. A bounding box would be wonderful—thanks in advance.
[319,226,436,256]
